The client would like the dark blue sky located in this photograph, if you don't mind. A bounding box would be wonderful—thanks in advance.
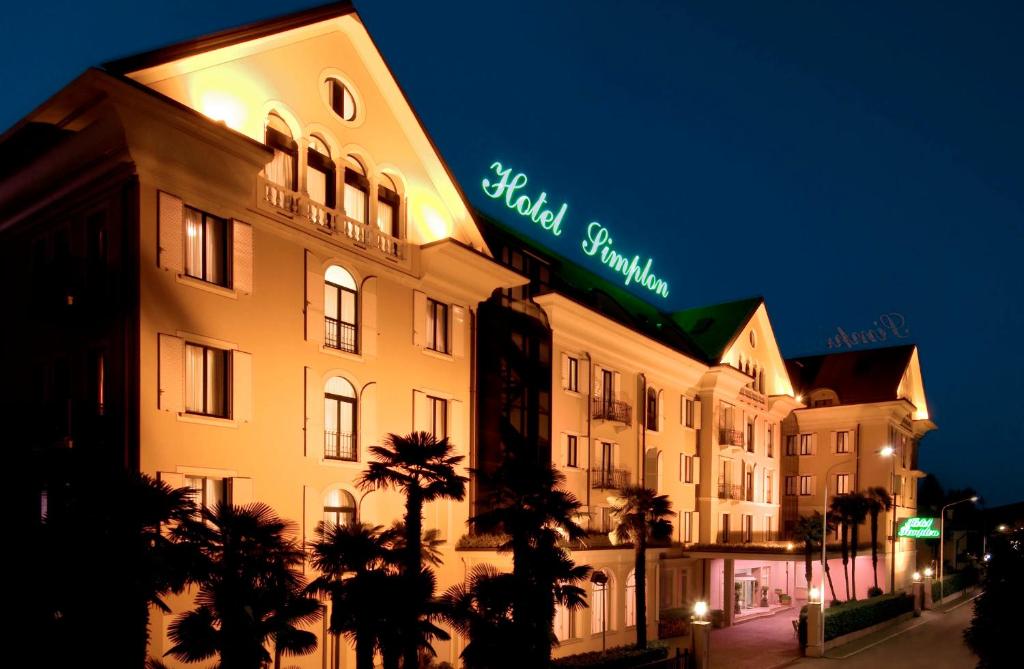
[3,1,1021,504]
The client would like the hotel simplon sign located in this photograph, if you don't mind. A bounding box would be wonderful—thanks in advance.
[482,161,670,300]
[897,517,941,539]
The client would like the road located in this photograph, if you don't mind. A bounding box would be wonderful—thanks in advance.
[791,597,978,669]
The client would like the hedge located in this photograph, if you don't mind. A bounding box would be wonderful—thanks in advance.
[930,569,979,602]
[553,643,668,668]
[798,593,914,646]
[658,607,690,639]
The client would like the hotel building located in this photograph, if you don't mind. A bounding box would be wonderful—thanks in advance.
[0,2,936,665]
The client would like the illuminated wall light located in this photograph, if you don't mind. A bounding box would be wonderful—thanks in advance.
[198,90,248,131]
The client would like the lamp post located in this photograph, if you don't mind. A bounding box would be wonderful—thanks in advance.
[881,446,897,593]
[591,570,609,653]
[939,496,978,602]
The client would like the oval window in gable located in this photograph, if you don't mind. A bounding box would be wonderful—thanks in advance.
[325,77,357,121]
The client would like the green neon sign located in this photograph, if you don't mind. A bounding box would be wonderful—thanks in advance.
[482,161,670,299]
[897,517,940,539]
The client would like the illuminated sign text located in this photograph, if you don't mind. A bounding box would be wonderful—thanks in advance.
[482,161,670,299]
[897,517,940,539]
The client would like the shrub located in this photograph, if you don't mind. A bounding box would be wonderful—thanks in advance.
[930,568,979,602]
[658,608,690,638]
[867,586,883,598]
[553,643,668,668]
[798,605,808,648]
[822,592,913,640]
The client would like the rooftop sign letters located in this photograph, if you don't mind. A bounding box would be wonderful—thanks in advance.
[482,161,670,299]
[897,517,940,539]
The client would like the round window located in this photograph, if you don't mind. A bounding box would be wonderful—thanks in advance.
[749,330,757,347]
[324,77,357,121]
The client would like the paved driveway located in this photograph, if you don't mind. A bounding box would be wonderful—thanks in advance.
[708,609,801,669]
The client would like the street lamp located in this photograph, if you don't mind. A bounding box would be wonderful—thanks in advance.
[879,445,899,593]
[591,570,609,653]
[939,495,978,602]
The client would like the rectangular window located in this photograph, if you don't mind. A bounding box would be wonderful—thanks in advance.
[836,431,850,454]
[746,419,755,453]
[185,343,230,418]
[766,425,774,457]
[742,515,753,543]
[683,455,694,483]
[184,206,229,287]
[426,299,450,353]
[765,516,773,542]
[427,395,448,439]
[799,475,813,496]
[567,356,579,392]
[684,397,695,427]
[785,435,797,456]
[785,476,797,496]
[799,434,813,456]
[683,511,693,543]
[567,435,578,468]
[185,475,225,513]
[324,277,358,353]
[720,513,731,543]
[836,473,851,494]
[765,473,773,503]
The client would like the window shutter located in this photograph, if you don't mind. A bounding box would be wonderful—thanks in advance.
[158,471,186,489]
[561,354,569,390]
[451,305,467,358]
[693,456,701,484]
[659,390,665,430]
[644,449,659,490]
[829,431,837,454]
[613,372,621,399]
[232,220,253,294]
[227,477,253,506]
[233,351,252,423]
[693,398,702,429]
[811,475,818,496]
[413,290,427,347]
[305,251,324,346]
[360,383,378,457]
[450,399,465,450]
[158,191,184,272]
[413,390,429,433]
[362,276,378,357]
[692,512,700,543]
[304,366,319,459]
[594,366,603,397]
[158,334,184,413]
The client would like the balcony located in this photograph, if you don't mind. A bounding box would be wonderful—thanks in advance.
[259,176,408,262]
[325,317,357,353]
[717,482,742,500]
[591,467,630,490]
[324,431,356,461]
[739,385,767,408]
[719,428,745,448]
[592,397,633,425]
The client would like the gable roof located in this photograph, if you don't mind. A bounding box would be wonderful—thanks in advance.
[785,344,916,405]
[670,297,764,363]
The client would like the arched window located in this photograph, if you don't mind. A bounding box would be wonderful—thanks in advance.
[591,574,610,635]
[758,369,765,394]
[343,155,369,227]
[323,488,356,528]
[645,387,659,431]
[265,113,297,191]
[377,173,401,252]
[324,265,358,353]
[625,570,637,627]
[324,376,357,460]
[307,135,336,220]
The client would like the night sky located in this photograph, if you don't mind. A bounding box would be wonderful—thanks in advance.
[3,1,1021,505]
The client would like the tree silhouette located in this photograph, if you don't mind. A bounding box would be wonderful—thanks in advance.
[846,492,870,598]
[359,431,466,669]
[610,486,673,649]
[964,527,1023,667]
[471,455,591,666]
[441,565,519,669]
[167,502,320,668]
[793,513,825,593]
[864,487,892,593]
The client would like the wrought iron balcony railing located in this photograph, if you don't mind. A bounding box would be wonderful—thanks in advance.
[324,431,356,461]
[717,482,742,500]
[719,428,745,447]
[592,398,632,425]
[325,317,357,353]
[591,467,630,490]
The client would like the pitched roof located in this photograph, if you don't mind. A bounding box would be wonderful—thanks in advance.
[785,344,916,405]
[669,297,764,362]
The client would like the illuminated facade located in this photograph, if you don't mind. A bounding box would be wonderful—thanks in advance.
[0,2,935,665]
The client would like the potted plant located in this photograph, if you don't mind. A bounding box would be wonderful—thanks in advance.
[779,592,792,605]
[734,582,743,610]
[760,585,769,608]
[711,609,726,628]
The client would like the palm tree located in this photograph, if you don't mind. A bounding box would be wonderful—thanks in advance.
[471,454,591,666]
[442,565,519,669]
[830,494,854,600]
[167,502,320,668]
[846,492,871,599]
[359,431,467,669]
[610,486,674,649]
[864,486,892,593]
[792,512,838,603]
[308,522,400,669]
